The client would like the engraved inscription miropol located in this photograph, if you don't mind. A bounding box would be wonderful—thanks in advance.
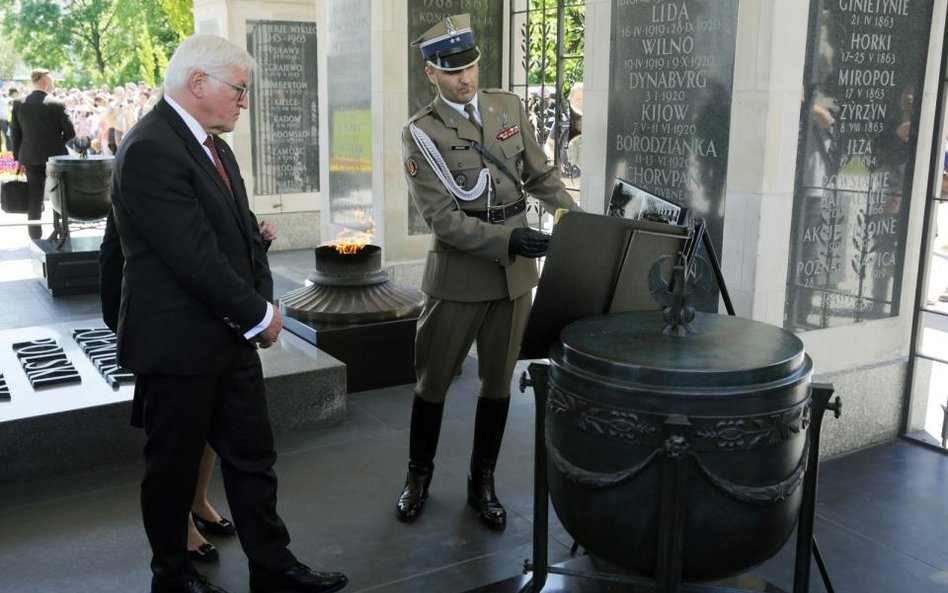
[785,0,934,330]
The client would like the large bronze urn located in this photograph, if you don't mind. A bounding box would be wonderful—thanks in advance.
[45,155,114,222]
[545,310,812,581]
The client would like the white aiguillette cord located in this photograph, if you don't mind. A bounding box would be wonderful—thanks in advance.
[409,123,491,204]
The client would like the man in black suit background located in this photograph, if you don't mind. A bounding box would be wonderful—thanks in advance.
[103,34,347,593]
[10,68,74,239]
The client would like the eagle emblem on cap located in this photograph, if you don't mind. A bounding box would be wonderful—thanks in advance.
[445,17,457,34]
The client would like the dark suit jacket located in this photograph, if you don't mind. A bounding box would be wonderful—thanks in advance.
[105,98,272,375]
[100,211,123,333]
[10,90,75,165]
[100,208,268,334]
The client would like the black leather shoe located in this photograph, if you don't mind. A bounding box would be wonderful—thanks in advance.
[188,542,219,563]
[467,470,507,531]
[395,463,433,522]
[191,512,236,536]
[151,574,230,593]
[249,562,348,593]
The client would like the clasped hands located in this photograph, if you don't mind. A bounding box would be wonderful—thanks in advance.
[254,305,283,349]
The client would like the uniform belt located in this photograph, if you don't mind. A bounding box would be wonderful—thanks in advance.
[463,197,526,224]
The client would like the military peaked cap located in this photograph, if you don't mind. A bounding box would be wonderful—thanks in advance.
[411,13,481,71]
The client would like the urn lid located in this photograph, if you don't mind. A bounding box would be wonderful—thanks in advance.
[552,311,810,391]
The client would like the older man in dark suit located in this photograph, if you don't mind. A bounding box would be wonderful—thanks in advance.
[10,68,74,239]
[103,34,347,593]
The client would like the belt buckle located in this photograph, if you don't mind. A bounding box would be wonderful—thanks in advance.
[486,206,505,224]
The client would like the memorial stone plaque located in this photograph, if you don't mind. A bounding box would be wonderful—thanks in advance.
[327,0,374,234]
[785,0,934,331]
[605,0,739,312]
[72,328,135,389]
[406,0,504,235]
[248,20,319,196]
[13,338,81,388]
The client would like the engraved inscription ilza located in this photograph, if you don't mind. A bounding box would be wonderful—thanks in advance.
[785,0,934,330]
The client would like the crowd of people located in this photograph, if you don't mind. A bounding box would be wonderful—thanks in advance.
[0,79,158,157]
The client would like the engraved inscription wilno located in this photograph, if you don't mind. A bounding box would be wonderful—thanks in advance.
[606,0,739,312]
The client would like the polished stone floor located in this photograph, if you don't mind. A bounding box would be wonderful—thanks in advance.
[0,234,947,592]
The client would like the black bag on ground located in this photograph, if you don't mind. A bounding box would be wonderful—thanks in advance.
[1,179,28,214]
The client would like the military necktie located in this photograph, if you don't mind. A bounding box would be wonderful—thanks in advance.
[203,135,233,194]
[464,103,481,132]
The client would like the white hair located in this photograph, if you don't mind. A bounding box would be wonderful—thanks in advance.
[163,34,255,94]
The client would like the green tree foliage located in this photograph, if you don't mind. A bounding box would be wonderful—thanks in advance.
[0,34,23,80]
[523,0,584,96]
[0,0,193,87]
[157,0,193,41]
[137,23,159,86]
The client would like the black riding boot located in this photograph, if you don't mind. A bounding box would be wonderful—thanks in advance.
[467,397,510,530]
[396,396,445,522]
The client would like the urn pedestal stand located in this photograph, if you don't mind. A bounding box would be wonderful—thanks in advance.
[516,365,841,593]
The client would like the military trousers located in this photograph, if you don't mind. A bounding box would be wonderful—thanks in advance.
[414,292,533,403]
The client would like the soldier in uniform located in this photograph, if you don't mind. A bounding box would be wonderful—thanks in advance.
[397,13,580,530]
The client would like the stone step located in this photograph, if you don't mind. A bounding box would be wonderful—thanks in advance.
[0,319,346,482]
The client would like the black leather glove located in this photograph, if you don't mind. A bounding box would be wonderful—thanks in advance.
[509,227,551,258]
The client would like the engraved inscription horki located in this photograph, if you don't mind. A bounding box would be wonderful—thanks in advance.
[785,0,934,330]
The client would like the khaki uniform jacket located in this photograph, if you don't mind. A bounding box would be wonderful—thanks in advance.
[402,89,577,302]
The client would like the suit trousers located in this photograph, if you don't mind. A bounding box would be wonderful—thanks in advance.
[24,164,45,239]
[414,292,532,403]
[137,344,296,586]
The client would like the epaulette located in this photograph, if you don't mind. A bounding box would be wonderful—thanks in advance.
[407,104,434,124]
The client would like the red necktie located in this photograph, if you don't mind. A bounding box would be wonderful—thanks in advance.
[203,135,233,194]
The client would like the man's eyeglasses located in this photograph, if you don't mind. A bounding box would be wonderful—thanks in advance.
[203,72,251,102]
